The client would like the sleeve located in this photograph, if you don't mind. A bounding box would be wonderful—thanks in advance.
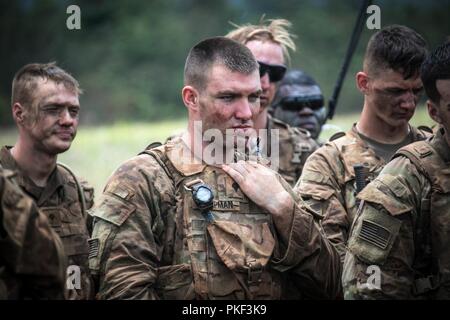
[1,174,66,299]
[271,200,343,299]
[294,144,350,263]
[89,155,173,300]
[342,156,427,299]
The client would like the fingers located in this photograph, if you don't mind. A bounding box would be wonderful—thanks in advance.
[222,164,245,184]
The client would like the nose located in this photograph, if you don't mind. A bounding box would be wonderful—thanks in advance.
[235,99,254,121]
[399,91,417,110]
[298,106,314,116]
[260,73,270,91]
[59,108,74,126]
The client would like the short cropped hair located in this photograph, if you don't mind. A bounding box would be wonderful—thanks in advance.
[184,36,258,91]
[12,62,81,107]
[364,25,428,79]
[226,17,296,64]
[421,42,450,104]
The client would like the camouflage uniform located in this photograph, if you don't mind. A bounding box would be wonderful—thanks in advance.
[343,127,450,299]
[89,136,341,300]
[259,115,318,186]
[294,124,430,262]
[0,166,66,299]
[0,146,94,300]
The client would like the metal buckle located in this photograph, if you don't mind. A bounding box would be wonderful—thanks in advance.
[247,263,263,285]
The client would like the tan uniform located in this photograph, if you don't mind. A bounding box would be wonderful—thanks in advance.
[89,136,341,300]
[343,127,450,299]
[0,146,94,300]
[0,166,66,299]
[265,115,318,186]
[294,124,430,262]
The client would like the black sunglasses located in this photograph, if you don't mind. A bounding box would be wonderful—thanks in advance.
[278,94,324,111]
[258,61,287,83]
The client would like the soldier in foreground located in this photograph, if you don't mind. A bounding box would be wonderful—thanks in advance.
[0,165,66,299]
[294,25,430,263]
[272,69,327,143]
[90,37,341,300]
[226,18,318,186]
[1,63,94,299]
[343,41,450,299]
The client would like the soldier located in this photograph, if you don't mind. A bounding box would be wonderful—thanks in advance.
[89,37,341,300]
[1,165,66,299]
[0,62,94,299]
[272,69,327,143]
[294,25,431,263]
[226,18,319,186]
[343,41,450,299]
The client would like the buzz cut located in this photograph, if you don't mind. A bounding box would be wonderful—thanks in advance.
[184,36,259,91]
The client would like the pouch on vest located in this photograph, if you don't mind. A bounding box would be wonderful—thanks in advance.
[206,220,275,272]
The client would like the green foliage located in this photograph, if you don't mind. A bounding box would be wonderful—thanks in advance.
[0,0,448,127]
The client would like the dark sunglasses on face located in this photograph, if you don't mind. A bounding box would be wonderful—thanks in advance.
[258,61,287,83]
[278,94,324,111]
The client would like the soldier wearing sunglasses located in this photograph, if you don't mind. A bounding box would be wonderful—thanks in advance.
[227,18,318,186]
[272,69,327,143]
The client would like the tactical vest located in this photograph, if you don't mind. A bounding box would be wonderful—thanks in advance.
[39,164,91,300]
[395,135,450,299]
[269,116,314,185]
[141,142,284,300]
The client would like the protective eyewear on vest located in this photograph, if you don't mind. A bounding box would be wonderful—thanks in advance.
[278,94,324,111]
[258,61,287,83]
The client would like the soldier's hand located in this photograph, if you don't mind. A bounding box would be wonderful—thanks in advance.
[222,160,294,216]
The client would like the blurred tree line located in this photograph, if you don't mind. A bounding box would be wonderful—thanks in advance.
[0,0,448,127]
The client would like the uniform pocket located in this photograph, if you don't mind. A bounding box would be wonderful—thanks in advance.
[206,220,275,271]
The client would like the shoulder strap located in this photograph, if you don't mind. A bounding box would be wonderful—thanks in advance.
[57,162,86,219]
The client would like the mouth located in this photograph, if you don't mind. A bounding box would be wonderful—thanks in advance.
[54,130,74,140]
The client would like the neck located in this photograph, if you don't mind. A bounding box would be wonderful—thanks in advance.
[358,104,410,144]
[186,122,248,166]
[11,138,57,187]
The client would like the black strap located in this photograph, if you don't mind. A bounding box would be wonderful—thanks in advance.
[328,0,372,120]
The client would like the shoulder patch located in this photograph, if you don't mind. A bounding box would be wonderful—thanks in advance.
[329,131,346,141]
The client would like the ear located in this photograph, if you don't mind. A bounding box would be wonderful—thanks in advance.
[12,103,26,124]
[182,86,200,112]
[356,71,370,94]
[427,100,442,125]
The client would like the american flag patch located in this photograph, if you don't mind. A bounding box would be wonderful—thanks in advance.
[358,220,391,250]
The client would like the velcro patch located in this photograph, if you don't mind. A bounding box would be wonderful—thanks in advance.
[88,238,100,259]
[359,220,390,249]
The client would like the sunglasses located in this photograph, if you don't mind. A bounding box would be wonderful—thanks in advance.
[258,61,287,83]
[278,94,324,111]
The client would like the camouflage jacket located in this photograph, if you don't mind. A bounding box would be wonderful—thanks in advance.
[265,115,318,186]
[89,137,341,300]
[343,127,450,299]
[0,146,95,300]
[294,124,430,262]
[0,166,66,299]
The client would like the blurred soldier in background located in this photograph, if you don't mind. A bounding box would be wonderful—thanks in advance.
[0,62,94,299]
[226,18,318,186]
[272,69,327,143]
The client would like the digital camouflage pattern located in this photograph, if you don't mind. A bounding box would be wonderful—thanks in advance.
[343,127,450,299]
[263,115,318,186]
[294,124,430,262]
[89,136,341,300]
[0,146,95,300]
[0,166,66,299]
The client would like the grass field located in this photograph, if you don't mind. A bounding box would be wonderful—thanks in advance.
[0,106,434,200]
